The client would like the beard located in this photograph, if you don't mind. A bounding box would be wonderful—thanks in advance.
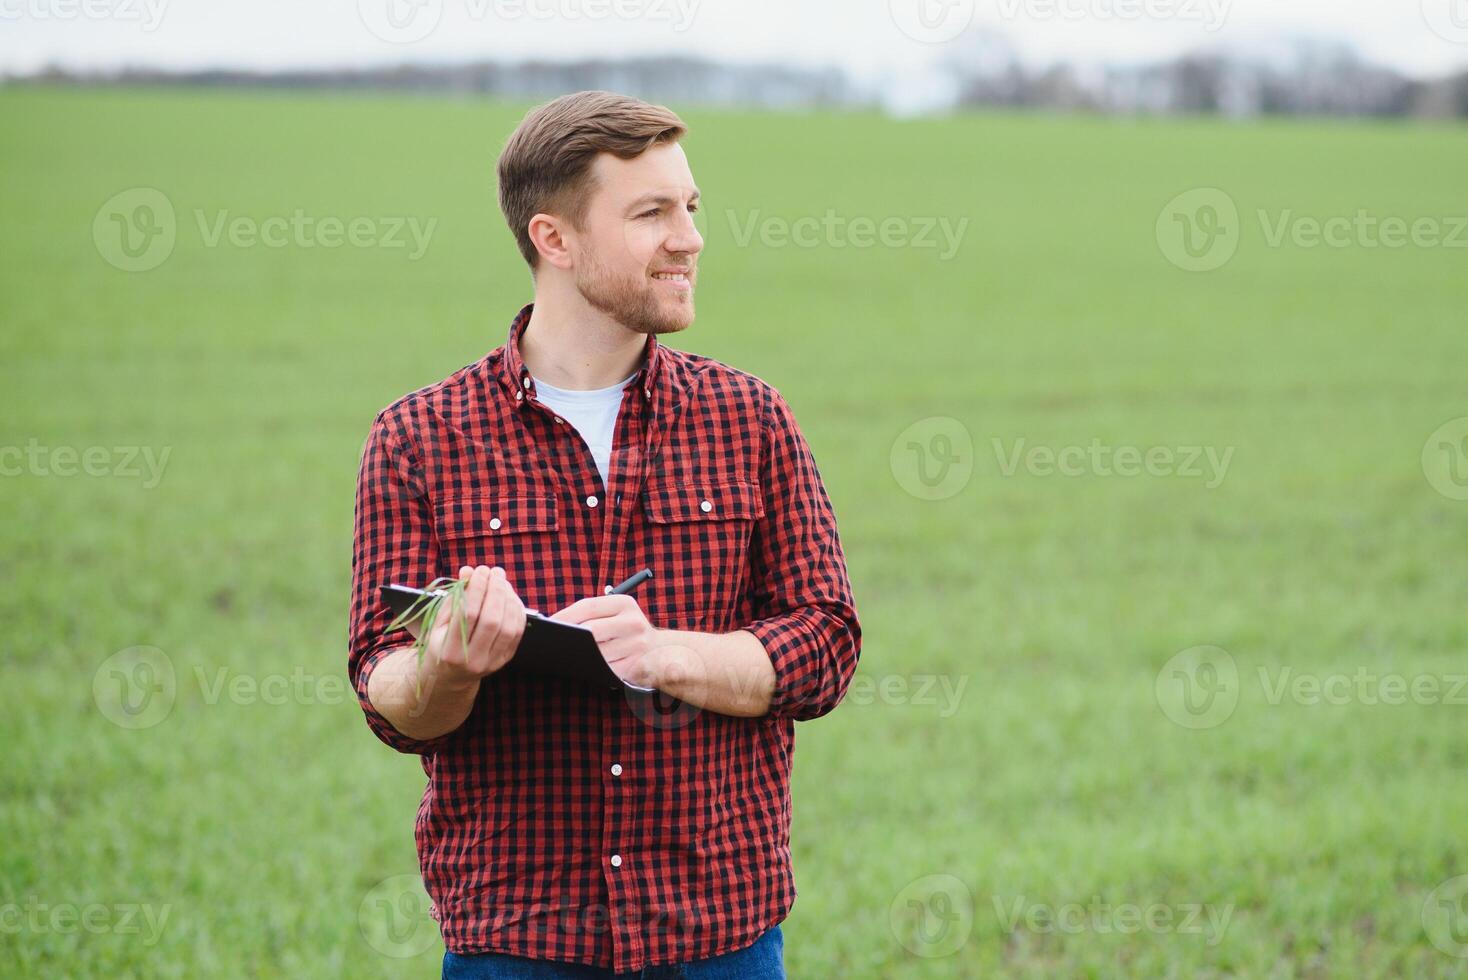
[575,246,695,336]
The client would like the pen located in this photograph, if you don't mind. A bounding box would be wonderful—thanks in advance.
[606,568,653,596]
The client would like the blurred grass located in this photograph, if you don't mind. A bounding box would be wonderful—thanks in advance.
[1,87,1466,977]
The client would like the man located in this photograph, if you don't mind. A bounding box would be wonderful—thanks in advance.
[348,90,861,979]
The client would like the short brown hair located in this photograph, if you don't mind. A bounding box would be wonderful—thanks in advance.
[496,90,687,270]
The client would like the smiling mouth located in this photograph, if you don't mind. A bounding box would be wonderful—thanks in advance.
[651,271,691,282]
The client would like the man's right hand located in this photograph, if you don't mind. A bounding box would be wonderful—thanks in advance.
[416,564,529,681]
[370,564,528,743]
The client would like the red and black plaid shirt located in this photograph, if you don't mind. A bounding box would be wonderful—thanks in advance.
[348,303,862,971]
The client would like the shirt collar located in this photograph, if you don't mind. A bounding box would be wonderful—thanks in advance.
[499,302,664,409]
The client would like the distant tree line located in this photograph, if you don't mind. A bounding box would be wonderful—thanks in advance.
[9,42,1466,120]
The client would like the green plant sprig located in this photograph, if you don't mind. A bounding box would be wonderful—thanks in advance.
[385,576,471,696]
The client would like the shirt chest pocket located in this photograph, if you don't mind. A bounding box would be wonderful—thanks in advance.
[638,479,764,631]
[433,491,560,607]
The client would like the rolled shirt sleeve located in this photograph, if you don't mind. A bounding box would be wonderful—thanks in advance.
[348,410,455,755]
[742,385,862,721]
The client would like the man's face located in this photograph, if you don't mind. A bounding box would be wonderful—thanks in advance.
[569,142,703,335]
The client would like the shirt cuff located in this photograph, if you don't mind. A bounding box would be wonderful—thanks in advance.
[745,607,859,721]
[353,635,457,756]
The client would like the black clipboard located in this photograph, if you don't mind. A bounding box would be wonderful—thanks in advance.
[378,584,654,693]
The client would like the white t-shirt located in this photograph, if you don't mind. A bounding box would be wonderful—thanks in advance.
[531,370,638,488]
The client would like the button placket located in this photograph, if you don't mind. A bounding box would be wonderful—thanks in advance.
[601,705,636,966]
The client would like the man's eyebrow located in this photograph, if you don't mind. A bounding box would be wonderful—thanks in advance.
[627,189,701,210]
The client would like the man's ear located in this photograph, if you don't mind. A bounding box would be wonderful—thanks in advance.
[527,213,575,271]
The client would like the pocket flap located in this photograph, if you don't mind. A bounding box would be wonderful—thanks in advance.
[435,492,559,540]
[642,479,764,524]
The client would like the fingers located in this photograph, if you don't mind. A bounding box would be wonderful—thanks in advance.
[479,567,528,674]
[433,565,486,671]
[502,594,527,664]
[467,567,507,663]
[485,572,527,672]
[436,565,526,677]
[552,594,638,625]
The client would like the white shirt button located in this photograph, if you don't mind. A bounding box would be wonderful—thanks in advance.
[611,764,623,776]
[700,499,713,513]
[522,377,531,389]
[489,518,501,530]
[553,416,563,424]
[610,854,623,868]
[515,391,523,401]
[586,495,599,508]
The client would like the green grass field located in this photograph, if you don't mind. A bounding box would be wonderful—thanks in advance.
[2,87,1466,977]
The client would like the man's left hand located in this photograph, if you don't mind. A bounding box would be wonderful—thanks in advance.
[550,594,680,690]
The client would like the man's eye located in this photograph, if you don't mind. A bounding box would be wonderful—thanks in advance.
[688,203,700,214]
[639,208,660,219]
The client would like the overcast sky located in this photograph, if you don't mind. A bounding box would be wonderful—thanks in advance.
[2,0,1462,79]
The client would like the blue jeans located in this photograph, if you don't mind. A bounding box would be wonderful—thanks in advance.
[442,924,784,979]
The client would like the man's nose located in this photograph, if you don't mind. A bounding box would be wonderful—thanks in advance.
[665,209,704,257]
